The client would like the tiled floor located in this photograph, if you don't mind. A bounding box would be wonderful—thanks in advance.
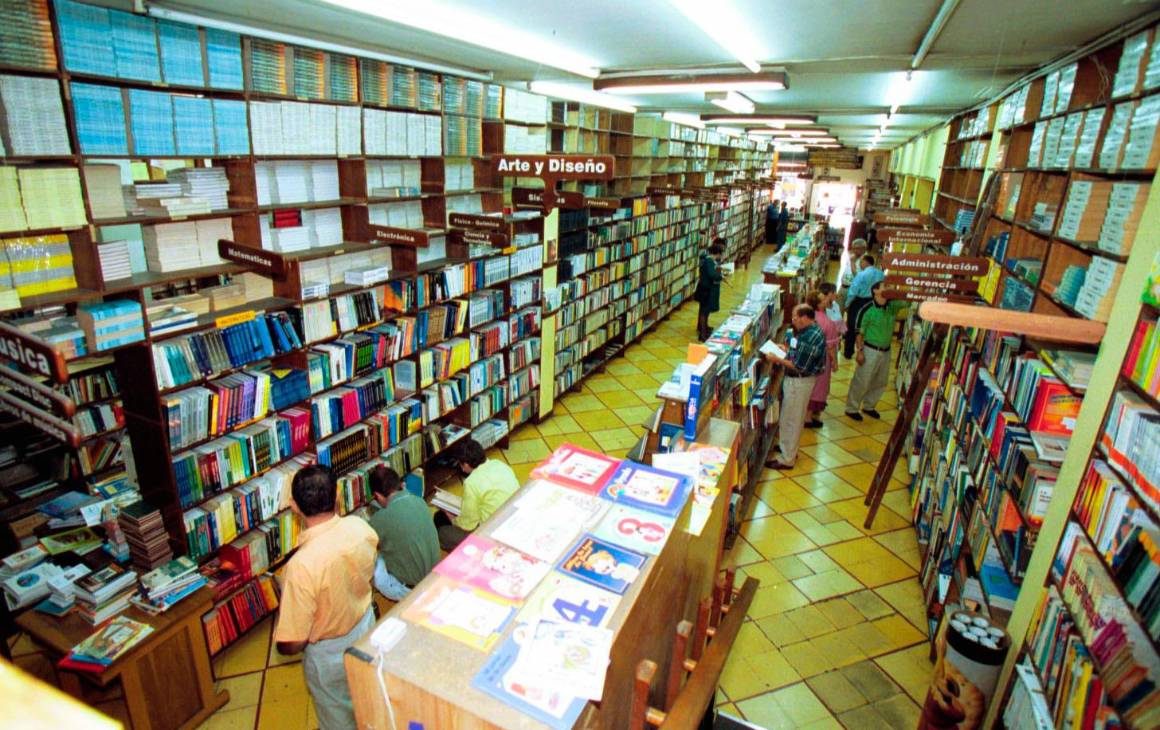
[6,254,932,729]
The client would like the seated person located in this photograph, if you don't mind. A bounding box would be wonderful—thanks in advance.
[433,438,520,551]
[366,465,440,601]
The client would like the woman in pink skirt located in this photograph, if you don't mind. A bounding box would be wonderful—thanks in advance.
[805,284,845,428]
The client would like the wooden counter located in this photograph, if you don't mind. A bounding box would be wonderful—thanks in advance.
[16,586,228,730]
[345,420,740,729]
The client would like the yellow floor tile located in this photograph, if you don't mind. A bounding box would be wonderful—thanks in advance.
[212,672,264,713]
[815,598,866,630]
[875,579,929,632]
[502,438,552,464]
[256,664,317,730]
[798,549,841,574]
[535,414,583,435]
[846,590,896,621]
[870,614,926,651]
[591,426,640,451]
[770,555,814,581]
[720,647,800,701]
[215,616,274,677]
[874,645,934,703]
[800,443,863,468]
[785,605,836,639]
[605,361,643,376]
[560,393,605,413]
[738,560,788,586]
[735,621,776,656]
[507,425,542,441]
[198,706,258,730]
[748,581,812,618]
[835,621,895,658]
[841,661,902,703]
[811,632,868,669]
[792,568,862,602]
[727,537,766,567]
[571,410,623,431]
[836,704,894,730]
[757,615,807,648]
[844,554,916,588]
[780,640,834,679]
[873,693,922,727]
[806,670,870,714]
[616,405,657,427]
[617,373,661,389]
[595,390,644,408]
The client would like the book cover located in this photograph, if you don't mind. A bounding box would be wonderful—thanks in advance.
[505,619,614,701]
[599,461,694,519]
[432,535,551,602]
[489,481,609,563]
[557,535,646,595]
[531,443,621,495]
[590,505,675,556]
[470,632,588,729]
[517,573,622,629]
[401,576,517,652]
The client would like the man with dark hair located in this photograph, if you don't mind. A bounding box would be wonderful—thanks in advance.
[845,282,908,421]
[843,252,884,358]
[765,198,780,245]
[274,464,378,730]
[776,201,790,248]
[762,304,827,470]
[694,239,727,341]
[433,438,520,550]
[367,464,440,601]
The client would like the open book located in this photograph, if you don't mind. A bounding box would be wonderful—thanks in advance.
[431,488,462,516]
[759,340,787,359]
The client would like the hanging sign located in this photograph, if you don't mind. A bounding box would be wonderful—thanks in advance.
[448,228,510,247]
[585,196,622,211]
[874,210,929,226]
[218,240,289,278]
[448,213,505,231]
[0,321,70,383]
[884,275,980,294]
[0,390,81,446]
[885,290,978,304]
[877,227,956,246]
[493,155,615,211]
[511,187,585,210]
[882,253,990,277]
[0,367,75,417]
[369,225,430,248]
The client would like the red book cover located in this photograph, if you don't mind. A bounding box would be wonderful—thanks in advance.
[531,443,622,495]
[1123,319,1150,380]
[1027,380,1081,434]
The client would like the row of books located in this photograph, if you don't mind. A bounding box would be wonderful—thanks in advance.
[1125,312,1160,398]
[1101,388,1160,514]
[363,108,443,157]
[249,100,361,157]
[312,370,397,440]
[202,575,279,656]
[64,367,119,406]
[255,160,341,207]
[73,403,123,437]
[0,166,87,233]
[249,41,356,103]
[151,311,303,390]
[0,74,71,157]
[0,0,56,72]
[163,371,273,451]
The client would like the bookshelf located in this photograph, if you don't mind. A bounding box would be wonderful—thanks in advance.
[0,0,775,656]
[902,19,1160,728]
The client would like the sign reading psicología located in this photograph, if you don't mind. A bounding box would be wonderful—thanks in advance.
[882,253,990,277]
[0,321,70,383]
[493,155,615,211]
[218,240,289,277]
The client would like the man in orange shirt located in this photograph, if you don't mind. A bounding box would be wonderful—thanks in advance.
[274,465,378,730]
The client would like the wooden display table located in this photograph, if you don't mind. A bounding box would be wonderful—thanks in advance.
[345,421,739,729]
[16,587,228,730]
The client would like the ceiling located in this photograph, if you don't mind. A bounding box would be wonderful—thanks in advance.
[152,0,1160,149]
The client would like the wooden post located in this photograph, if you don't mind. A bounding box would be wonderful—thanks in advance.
[632,660,658,730]
[692,597,711,661]
[666,621,693,709]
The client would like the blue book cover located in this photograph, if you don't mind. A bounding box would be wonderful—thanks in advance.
[557,534,646,595]
[470,632,587,730]
[157,20,205,87]
[212,99,250,155]
[599,461,694,519]
[204,29,244,90]
[128,89,176,156]
[56,0,117,77]
[72,83,129,155]
[173,97,215,156]
[111,12,160,82]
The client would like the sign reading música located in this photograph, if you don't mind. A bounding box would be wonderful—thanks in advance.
[0,390,81,446]
[0,366,75,417]
[0,321,70,383]
[882,253,990,277]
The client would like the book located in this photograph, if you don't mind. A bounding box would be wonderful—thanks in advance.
[401,575,517,651]
[66,616,154,669]
[470,633,588,729]
[599,461,694,519]
[516,572,622,629]
[505,619,614,700]
[557,535,647,596]
[590,505,675,556]
[489,481,609,563]
[432,535,551,603]
[530,443,621,495]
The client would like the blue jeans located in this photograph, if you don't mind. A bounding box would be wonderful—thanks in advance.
[373,555,411,601]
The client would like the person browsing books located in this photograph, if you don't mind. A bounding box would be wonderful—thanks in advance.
[845,282,909,421]
[274,465,378,730]
[694,240,727,341]
[434,438,520,551]
[762,304,827,470]
[843,251,884,359]
[367,465,440,601]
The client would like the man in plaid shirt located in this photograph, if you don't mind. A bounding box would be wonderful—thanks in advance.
[763,303,827,469]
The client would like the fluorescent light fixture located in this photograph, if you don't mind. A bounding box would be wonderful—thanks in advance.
[662,112,706,129]
[775,143,807,153]
[806,143,841,149]
[706,91,755,114]
[669,0,764,73]
[764,129,829,137]
[701,115,816,125]
[716,127,743,137]
[595,71,786,94]
[146,5,491,80]
[890,103,900,115]
[527,82,637,113]
[314,0,600,77]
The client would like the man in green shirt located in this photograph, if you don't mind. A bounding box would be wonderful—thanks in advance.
[845,283,908,421]
[368,465,440,601]
[433,438,520,550]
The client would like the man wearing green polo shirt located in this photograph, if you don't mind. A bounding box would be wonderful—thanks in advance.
[845,283,908,421]
[368,465,440,601]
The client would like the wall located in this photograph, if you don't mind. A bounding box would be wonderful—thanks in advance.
[805,150,892,218]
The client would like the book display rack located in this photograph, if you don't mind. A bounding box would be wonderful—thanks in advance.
[0,0,774,658]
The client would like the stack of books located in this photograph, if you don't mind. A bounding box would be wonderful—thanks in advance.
[96,240,133,282]
[133,556,207,613]
[59,616,154,674]
[17,168,87,230]
[73,564,139,625]
[118,501,175,570]
[1074,258,1124,322]
[143,221,202,272]
[76,299,145,351]
[167,167,231,211]
[0,74,72,156]
[71,83,128,155]
[202,575,279,655]
[84,164,128,220]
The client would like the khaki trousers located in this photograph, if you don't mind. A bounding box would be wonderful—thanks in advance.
[778,375,817,466]
[846,346,891,412]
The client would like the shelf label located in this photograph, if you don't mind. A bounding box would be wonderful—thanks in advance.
[448,213,505,231]
[0,321,70,383]
[218,240,289,278]
[585,196,622,210]
[369,225,430,248]
[215,310,257,329]
[884,275,980,293]
[873,210,929,226]
[884,290,978,304]
[0,390,81,446]
[448,228,510,246]
[882,253,990,276]
[0,367,75,417]
[878,227,956,246]
[494,155,615,211]
[511,187,584,210]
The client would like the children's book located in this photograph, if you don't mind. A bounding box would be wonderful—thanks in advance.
[531,443,621,495]
[506,619,614,700]
[489,481,609,563]
[401,576,517,651]
[67,616,154,666]
[518,572,622,628]
[433,535,551,602]
[471,632,588,729]
[599,461,694,519]
[590,505,675,556]
[557,535,647,595]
